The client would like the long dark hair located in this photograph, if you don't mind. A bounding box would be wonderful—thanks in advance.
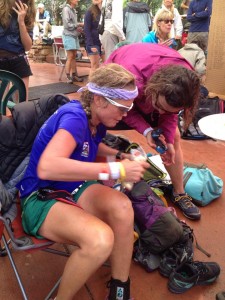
[145,64,200,128]
[89,4,101,21]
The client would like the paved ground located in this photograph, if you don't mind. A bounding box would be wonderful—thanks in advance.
[1,61,225,300]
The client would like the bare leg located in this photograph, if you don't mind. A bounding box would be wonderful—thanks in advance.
[65,50,76,77]
[22,76,29,101]
[165,128,185,194]
[89,54,101,75]
[78,184,134,282]
[39,200,114,300]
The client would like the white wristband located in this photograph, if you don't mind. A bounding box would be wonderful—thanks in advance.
[98,172,110,180]
[108,162,120,180]
[143,127,153,137]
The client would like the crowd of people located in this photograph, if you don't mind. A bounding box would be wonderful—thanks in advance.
[1,1,222,300]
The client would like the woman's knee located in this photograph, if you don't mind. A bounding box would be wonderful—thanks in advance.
[110,193,134,225]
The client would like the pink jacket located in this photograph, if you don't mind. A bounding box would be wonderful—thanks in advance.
[106,43,193,144]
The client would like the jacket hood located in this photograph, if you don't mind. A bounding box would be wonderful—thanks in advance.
[127,2,150,13]
[183,43,201,51]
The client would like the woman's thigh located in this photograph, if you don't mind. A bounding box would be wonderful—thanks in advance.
[39,200,112,245]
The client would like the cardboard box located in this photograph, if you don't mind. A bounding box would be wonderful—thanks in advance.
[205,0,225,99]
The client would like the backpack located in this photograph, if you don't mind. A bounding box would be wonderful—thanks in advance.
[127,181,183,254]
[125,181,198,272]
[178,94,224,140]
[183,163,223,206]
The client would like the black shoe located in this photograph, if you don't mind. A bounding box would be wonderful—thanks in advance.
[159,222,194,277]
[170,192,201,220]
[106,278,132,300]
[72,74,83,82]
[216,291,225,300]
[66,76,73,84]
[168,261,220,294]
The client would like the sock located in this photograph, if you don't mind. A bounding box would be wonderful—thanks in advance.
[173,189,186,197]
[107,277,130,300]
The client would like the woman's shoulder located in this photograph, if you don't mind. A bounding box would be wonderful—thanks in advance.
[142,31,157,43]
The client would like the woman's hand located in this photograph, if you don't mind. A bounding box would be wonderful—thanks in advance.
[146,131,174,165]
[121,159,149,182]
[160,143,175,166]
[146,130,167,151]
[91,47,98,53]
[160,38,173,47]
[12,0,28,24]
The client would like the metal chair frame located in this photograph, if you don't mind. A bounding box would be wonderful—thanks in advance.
[0,202,71,300]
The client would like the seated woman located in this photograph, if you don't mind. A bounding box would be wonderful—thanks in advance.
[142,9,176,48]
[17,63,148,300]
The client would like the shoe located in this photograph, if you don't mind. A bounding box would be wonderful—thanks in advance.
[170,192,201,220]
[66,76,73,84]
[106,278,133,300]
[168,261,220,294]
[159,235,193,278]
[216,291,225,300]
[159,249,180,277]
[72,74,83,82]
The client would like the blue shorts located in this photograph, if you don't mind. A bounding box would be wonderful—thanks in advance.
[86,45,104,56]
[62,34,80,50]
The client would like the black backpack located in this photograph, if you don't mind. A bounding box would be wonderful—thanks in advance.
[178,95,224,140]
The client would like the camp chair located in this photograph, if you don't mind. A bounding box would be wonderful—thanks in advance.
[0,70,26,115]
[52,37,65,66]
[0,200,72,300]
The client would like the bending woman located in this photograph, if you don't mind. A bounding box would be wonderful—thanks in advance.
[17,63,148,300]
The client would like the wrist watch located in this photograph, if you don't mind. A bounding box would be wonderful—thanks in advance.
[116,151,123,160]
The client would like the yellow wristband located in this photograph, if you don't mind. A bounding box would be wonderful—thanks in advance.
[118,162,126,181]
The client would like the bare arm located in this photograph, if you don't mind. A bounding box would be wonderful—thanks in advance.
[13,1,32,51]
[38,129,148,182]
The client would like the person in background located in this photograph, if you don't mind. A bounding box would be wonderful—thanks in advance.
[187,0,212,54]
[17,63,148,300]
[123,0,152,43]
[62,0,83,83]
[106,43,202,221]
[180,0,191,15]
[84,0,105,75]
[180,0,191,28]
[142,9,176,48]
[178,35,206,82]
[34,3,52,39]
[100,0,125,60]
[154,0,183,48]
[0,0,36,101]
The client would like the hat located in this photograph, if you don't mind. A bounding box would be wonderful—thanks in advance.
[38,3,44,8]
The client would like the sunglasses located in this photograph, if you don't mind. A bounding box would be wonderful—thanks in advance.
[159,19,174,24]
[153,94,181,114]
[104,96,134,113]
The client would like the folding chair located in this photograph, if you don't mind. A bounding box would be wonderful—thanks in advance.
[52,37,65,66]
[0,70,26,115]
[0,201,71,300]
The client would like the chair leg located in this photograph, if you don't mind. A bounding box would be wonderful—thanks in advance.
[2,234,29,300]
[44,277,61,300]
[59,66,65,81]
